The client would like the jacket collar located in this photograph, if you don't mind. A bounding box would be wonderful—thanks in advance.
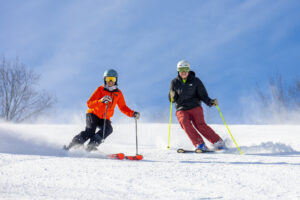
[104,85,119,92]
[177,71,195,82]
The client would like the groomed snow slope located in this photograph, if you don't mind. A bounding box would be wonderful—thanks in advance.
[0,123,300,200]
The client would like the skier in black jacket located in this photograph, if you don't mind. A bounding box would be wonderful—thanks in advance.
[169,60,226,151]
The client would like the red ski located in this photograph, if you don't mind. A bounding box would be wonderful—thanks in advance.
[125,154,143,160]
[109,153,143,160]
[107,119,143,161]
[108,153,125,160]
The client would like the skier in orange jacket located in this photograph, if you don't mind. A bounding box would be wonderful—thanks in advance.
[65,69,140,151]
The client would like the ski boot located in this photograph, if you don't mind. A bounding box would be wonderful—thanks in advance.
[86,140,100,152]
[195,143,208,153]
[63,142,82,151]
[86,133,102,152]
[213,140,227,150]
[63,134,86,151]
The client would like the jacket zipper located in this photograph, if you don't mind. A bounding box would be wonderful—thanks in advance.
[109,92,114,109]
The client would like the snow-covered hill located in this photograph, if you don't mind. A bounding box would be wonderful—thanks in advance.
[0,123,300,200]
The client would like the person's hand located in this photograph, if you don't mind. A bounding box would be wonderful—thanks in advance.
[101,95,112,104]
[169,90,175,101]
[132,111,140,120]
[211,99,218,106]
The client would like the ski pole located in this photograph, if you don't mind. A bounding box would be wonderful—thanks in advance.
[135,118,138,155]
[167,98,173,149]
[216,105,243,155]
[101,102,109,143]
[125,118,143,160]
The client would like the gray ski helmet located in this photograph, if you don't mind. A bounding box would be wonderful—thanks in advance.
[177,60,190,71]
[103,69,118,78]
[103,69,118,85]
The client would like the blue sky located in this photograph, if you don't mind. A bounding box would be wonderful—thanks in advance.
[0,0,300,124]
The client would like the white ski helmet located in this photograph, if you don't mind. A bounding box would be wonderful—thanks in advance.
[177,60,190,71]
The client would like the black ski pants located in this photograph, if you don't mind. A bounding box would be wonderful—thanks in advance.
[72,113,113,146]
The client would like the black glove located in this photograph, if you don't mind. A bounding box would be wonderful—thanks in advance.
[133,111,140,120]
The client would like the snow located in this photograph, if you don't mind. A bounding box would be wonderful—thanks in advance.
[0,122,300,200]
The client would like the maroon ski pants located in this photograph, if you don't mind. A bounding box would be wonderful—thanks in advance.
[176,106,221,147]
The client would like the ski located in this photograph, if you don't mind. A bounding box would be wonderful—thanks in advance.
[109,153,125,160]
[63,145,125,160]
[63,145,143,160]
[177,148,215,153]
[125,154,143,160]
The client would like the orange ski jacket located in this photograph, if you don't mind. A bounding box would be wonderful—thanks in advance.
[87,86,134,120]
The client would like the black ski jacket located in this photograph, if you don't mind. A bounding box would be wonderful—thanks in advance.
[169,71,214,111]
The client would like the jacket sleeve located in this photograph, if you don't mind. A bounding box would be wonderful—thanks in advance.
[87,87,105,109]
[117,90,135,117]
[196,78,213,106]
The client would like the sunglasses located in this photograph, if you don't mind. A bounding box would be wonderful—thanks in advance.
[178,67,190,73]
[105,76,117,82]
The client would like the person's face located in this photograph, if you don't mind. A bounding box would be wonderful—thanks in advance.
[179,71,189,79]
[107,80,115,87]
[178,67,190,80]
[105,77,116,86]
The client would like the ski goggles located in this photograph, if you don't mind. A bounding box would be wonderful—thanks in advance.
[178,67,190,73]
[105,76,117,83]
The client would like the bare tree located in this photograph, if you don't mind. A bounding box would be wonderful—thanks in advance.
[255,73,300,123]
[289,79,300,107]
[0,56,55,122]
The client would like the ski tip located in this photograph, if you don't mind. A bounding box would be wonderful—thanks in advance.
[177,149,185,153]
[135,154,143,160]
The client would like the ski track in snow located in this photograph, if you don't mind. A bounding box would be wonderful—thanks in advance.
[0,123,300,200]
